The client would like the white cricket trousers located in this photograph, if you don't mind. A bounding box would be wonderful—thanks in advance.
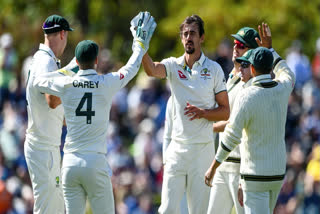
[24,141,64,214]
[159,141,215,214]
[243,188,281,214]
[62,153,115,214]
[207,171,244,214]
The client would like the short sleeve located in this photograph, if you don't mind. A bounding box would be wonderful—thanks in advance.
[213,63,227,94]
[161,57,175,80]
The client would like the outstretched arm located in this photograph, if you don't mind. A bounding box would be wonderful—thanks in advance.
[142,53,166,79]
[107,11,157,91]
[256,22,295,87]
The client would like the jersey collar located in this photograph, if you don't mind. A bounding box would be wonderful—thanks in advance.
[39,43,57,60]
[251,74,272,85]
[77,69,98,76]
[243,77,254,88]
[39,43,61,67]
[177,52,206,67]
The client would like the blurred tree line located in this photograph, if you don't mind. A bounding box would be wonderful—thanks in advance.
[0,0,319,70]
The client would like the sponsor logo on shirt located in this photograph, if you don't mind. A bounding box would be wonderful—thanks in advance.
[120,73,124,80]
[200,68,211,80]
[178,70,187,80]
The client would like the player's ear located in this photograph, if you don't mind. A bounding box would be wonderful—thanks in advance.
[250,65,256,77]
[95,57,98,65]
[76,59,80,66]
[200,33,205,43]
[60,30,66,40]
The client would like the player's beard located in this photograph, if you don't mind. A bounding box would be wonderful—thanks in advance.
[185,41,195,54]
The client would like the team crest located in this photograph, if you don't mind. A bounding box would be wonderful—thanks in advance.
[200,68,211,80]
[238,30,245,37]
[55,176,60,187]
[120,73,124,80]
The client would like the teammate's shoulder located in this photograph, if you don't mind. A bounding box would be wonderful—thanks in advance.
[57,69,76,77]
[33,52,55,66]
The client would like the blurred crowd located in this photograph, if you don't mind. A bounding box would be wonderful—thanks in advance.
[0,32,319,214]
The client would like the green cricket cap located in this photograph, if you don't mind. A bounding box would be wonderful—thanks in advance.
[42,15,73,34]
[75,40,99,63]
[231,27,260,48]
[238,47,273,71]
[235,49,254,63]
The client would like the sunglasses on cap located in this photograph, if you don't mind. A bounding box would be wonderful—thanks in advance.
[234,40,247,49]
[43,22,61,30]
[240,61,251,69]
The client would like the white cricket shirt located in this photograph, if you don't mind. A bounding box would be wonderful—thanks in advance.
[216,60,295,191]
[34,50,143,154]
[25,44,64,149]
[162,53,226,144]
[162,96,175,162]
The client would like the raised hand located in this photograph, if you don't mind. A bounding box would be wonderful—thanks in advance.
[130,11,157,53]
[255,22,272,49]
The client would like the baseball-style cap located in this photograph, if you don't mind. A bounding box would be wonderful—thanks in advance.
[231,27,260,48]
[75,40,99,63]
[42,15,73,34]
[236,47,273,71]
[235,49,254,63]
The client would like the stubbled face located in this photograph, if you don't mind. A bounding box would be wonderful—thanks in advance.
[232,40,249,63]
[239,62,252,83]
[181,22,203,55]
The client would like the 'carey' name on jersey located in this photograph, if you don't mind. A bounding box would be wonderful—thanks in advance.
[73,80,99,88]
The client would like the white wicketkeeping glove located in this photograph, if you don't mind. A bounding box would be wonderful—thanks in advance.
[130,11,157,53]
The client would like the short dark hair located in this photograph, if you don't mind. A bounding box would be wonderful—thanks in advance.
[78,61,96,70]
[180,15,205,37]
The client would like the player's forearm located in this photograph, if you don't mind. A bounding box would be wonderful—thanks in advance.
[142,53,156,76]
[273,60,296,86]
[202,105,230,122]
[118,48,145,85]
[213,120,228,132]
[142,53,165,78]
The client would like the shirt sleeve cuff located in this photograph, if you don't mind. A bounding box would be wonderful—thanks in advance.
[269,48,282,67]
[215,142,232,163]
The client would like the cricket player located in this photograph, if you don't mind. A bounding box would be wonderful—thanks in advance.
[33,11,156,214]
[205,24,295,214]
[207,27,260,214]
[24,14,73,214]
[142,15,230,214]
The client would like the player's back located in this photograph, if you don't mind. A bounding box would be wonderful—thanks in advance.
[61,69,115,154]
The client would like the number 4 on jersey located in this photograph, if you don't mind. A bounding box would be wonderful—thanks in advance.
[75,92,95,124]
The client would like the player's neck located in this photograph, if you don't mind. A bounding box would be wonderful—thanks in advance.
[185,50,201,68]
[44,38,61,58]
